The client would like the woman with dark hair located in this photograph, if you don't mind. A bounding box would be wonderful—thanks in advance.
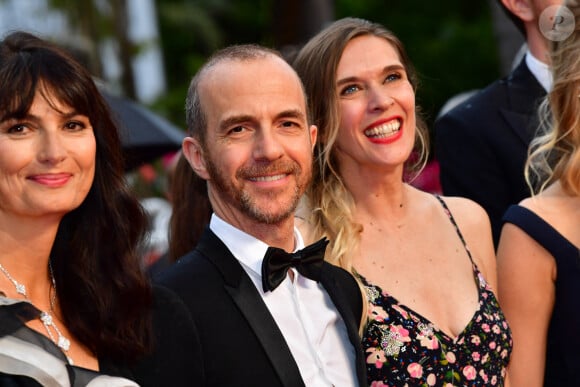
[293,18,512,386]
[0,31,199,385]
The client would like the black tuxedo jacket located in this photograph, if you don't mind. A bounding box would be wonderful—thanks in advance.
[434,58,546,247]
[156,227,367,387]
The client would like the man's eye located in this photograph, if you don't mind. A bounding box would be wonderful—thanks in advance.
[227,126,248,135]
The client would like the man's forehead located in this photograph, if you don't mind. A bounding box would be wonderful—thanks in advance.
[202,55,297,84]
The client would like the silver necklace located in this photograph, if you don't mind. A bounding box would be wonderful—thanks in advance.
[0,261,72,363]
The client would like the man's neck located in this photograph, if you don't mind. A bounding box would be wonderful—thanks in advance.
[212,212,297,252]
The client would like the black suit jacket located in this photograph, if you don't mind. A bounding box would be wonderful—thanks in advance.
[434,58,546,247]
[156,227,367,387]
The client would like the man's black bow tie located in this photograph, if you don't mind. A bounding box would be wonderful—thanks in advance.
[261,237,329,292]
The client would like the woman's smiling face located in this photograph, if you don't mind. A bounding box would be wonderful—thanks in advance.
[334,34,416,174]
[0,89,96,221]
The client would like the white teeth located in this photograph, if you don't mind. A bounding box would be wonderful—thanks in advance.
[364,120,401,138]
[250,174,286,182]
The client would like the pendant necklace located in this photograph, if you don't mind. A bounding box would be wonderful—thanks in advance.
[0,261,73,364]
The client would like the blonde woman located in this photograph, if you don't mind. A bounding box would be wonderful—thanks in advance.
[497,2,580,386]
[294,17,512,386]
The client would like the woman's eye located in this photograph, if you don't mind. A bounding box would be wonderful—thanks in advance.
[340,85,360,96]
[7,124,28,134]
[65,121,86,131]
[385,73,403,83]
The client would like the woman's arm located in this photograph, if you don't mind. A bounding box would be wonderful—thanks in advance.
[497,223,556,387]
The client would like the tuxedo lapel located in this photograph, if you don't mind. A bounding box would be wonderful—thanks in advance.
[500,59,547,146]
[499,109,535,145]
[320,263,367,386]
[225,276,305,387]
[196,229,305,387]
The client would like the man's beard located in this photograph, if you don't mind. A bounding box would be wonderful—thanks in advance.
[205,155,310,225]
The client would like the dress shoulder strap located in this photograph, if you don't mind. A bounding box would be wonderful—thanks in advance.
[434,195,476,267]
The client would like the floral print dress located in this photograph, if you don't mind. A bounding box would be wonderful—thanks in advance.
[359,196,512,386]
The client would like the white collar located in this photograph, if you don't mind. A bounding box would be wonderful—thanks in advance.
[209,213,305,277]
[525,50,552,92]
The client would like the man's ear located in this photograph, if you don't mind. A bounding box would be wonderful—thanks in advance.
[501,0,534,23]
[182,137,210,180]
[309,124,318,152]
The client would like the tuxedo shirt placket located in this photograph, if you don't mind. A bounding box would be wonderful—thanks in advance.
[209,214,357,387]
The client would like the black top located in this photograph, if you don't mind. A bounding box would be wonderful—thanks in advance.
[503,205,580,387]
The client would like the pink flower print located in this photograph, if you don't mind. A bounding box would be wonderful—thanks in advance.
[370,381,388,387]
[426,373,437,386]
[390,324,411,340]
[419,335,439,350]
[391,304,409,319]
[477,272,487,286]
[479,369,488,383]
[502,321,509,329]
[366,347,386,368]
[475,315,482,323]
[407,362,423,379]
[462,365,477,380]
[471,351,481,362]
[489,341,496,350]
[470,335,481,345]
[492,324,501,334]
[445,351,456,364]
[491,375,498,385]
[501,349,509,359]
[482,323,491,333]
[482,353,490,364]
[369,304,389,322]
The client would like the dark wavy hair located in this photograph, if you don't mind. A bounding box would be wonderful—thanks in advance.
[168,153,212,262]
[0,31,152,362]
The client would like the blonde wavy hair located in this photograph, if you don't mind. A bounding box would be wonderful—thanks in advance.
[526,0,580,196]
[293,17,429,271]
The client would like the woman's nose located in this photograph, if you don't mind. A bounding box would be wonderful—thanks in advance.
[368,87,395,111]
[38,131,67,164]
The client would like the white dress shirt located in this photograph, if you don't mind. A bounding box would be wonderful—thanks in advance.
[210,214,358,387]
[526,50,552,92]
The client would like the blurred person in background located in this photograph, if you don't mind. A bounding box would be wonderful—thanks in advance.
[434,0,562,247]
[497,2,580,385]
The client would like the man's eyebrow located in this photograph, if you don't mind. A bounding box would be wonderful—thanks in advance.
[218,109,306,130]
[275,109,306,121]
[219,114,255,131]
